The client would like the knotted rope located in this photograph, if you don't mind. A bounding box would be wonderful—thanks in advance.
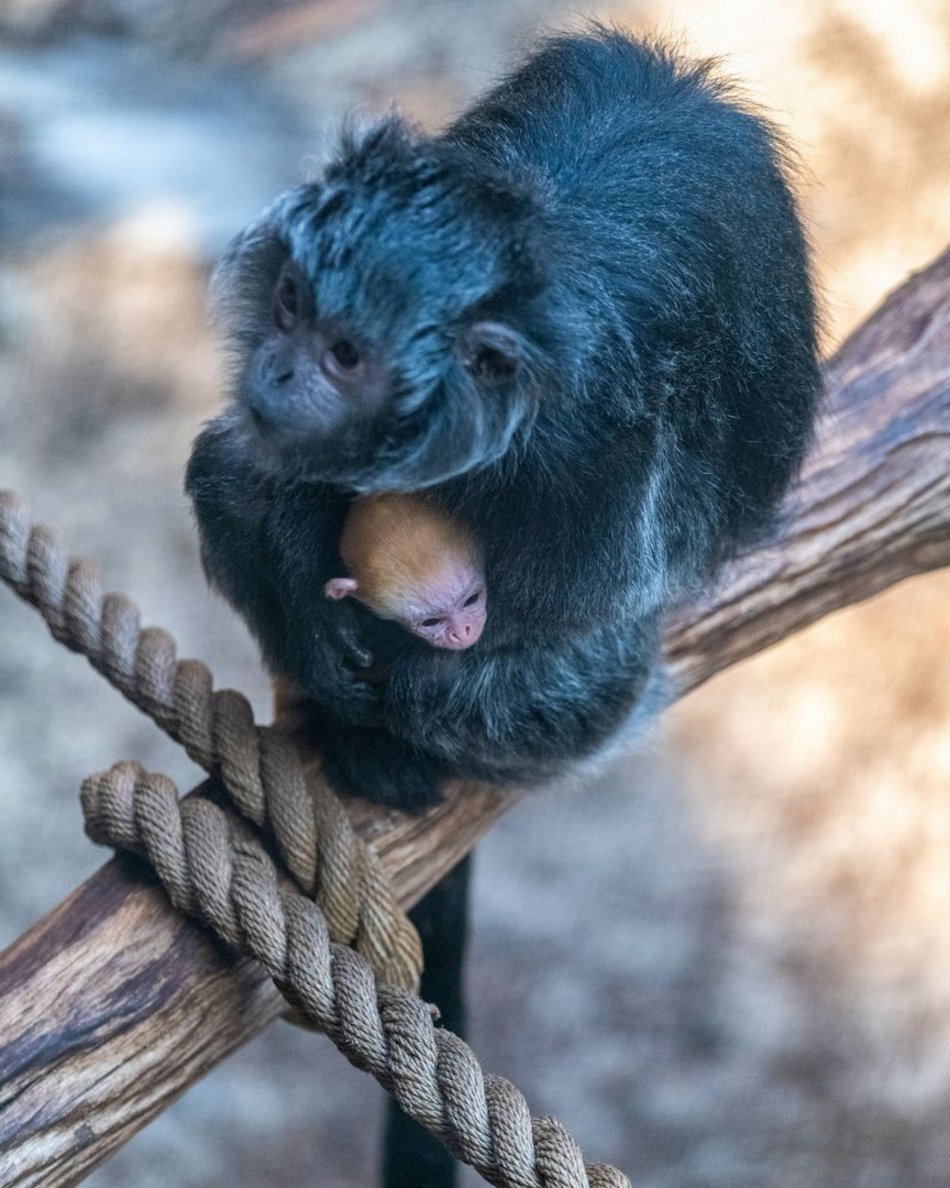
[0,487,632,1187]
[0,488,420,991]
[82,761,630,1188]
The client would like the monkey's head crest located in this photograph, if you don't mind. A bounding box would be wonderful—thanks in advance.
[213,115,558,493]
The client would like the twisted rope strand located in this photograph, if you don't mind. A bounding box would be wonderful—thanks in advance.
[0,489,421,991]
[81,762,631,1188]
[3,487,632,1183]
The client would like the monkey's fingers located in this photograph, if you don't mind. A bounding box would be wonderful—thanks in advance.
[335,625,375,671]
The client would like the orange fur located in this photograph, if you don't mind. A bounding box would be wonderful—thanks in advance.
[340,493,479,619]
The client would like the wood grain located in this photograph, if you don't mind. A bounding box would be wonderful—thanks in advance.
[1,249,948,1185]
[665,250,950,692]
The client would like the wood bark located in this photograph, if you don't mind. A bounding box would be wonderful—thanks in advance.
[1,249,949,1186]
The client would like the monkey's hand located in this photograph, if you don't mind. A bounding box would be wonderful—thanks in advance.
[319,593,375,673]
[298,597,384,722]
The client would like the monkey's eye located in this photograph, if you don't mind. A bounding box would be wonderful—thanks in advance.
[463,589,482,607]
[328,340,361,371]
[323,339,363,381]
[420,616,444,629]
[462,321,521,386]
[273,269,302,332]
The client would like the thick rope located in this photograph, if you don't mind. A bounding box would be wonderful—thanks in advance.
[0,489,420,991]
[1,486,632,1183]
[82,761,631,1188]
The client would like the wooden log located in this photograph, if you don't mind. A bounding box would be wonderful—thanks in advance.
[0,849,282,1187]
[1,249,949,1185]
[665,250,950,691]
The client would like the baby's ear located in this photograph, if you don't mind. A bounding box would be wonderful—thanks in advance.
[324,577,359,600]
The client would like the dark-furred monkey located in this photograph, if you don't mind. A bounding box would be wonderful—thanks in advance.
[188,30,818,808]
[186,28,820,1186]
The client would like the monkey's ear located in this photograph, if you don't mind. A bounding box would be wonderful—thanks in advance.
[461,322,523,385]
[325,577,359,600]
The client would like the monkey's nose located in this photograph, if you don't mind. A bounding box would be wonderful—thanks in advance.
[271,354,295,386]
[256,343,295,393]
[448,621,478,647]
[267,340,296,386]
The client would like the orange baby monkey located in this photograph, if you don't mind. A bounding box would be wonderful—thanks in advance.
[324,493,487,651]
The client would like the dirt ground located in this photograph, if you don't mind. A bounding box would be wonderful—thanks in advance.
[1,1,949,1185]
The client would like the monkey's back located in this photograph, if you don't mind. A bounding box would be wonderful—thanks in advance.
[446,29,820,581]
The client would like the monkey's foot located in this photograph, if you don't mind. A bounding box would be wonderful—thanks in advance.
[322,727,447,811]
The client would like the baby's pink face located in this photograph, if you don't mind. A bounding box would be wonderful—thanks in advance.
[406,575,487,650]
[326,555,488,649]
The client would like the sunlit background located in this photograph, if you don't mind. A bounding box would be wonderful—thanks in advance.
[1,1,948,1185]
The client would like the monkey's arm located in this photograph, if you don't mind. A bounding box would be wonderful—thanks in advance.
[185,415,289,658]
[316,620,658,808]
[185,417,381,722]
[368,616,661,794]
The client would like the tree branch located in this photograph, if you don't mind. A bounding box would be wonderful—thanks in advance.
[1,249,948,1185]
[666,250,950,691]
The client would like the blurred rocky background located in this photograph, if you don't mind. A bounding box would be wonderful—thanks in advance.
[0,1,948,1185]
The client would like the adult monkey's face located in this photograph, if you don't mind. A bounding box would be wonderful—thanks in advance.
[213,118,550,493]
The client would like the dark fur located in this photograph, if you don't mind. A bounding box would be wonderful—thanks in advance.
[186,29,820,810]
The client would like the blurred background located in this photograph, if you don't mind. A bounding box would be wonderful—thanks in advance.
[1,1,948,1184]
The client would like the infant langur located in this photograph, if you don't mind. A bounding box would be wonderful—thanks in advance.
[324,493,487,651]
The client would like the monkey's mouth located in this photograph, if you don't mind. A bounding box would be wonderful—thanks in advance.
[236,404,307,472]
[235,400,382,487]
[246,405,269,434]
[238,402,283,452]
